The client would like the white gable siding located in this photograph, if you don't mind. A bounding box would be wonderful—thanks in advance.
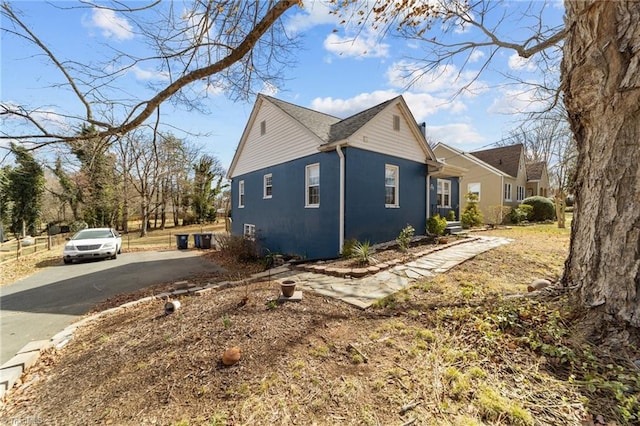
[348,105,427,163]
[231,101,321,177]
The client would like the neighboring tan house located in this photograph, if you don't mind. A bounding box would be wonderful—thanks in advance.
[525,161,550,197]
[227,94,463,260]
[432,143,549,223]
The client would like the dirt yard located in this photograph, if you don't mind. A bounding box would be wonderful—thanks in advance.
[1,224,639,426]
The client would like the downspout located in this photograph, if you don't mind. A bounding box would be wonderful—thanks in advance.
[336,144,345,255]
[500,175,504,214]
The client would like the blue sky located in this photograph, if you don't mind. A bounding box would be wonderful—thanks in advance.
[1,1,565,169]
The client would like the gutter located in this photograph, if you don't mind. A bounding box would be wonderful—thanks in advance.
[336,145,345,255]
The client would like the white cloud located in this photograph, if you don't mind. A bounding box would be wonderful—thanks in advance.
[84,8,134,41]
[508,53,537,72]
[1,102,73,137]
[286,2,337,34]
[426,123,486,146]
[487,86,546,115]
[323,32,389,59]
[260,82,279,97]
[311,90,399,117]
[469,50,485,63]
[386,61,488,98]
[310,90,466,122]
[131,66,169,81]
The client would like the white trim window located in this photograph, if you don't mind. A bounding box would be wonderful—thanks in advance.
[467,182,481,201]
[504,183,512,201]
[305,163,320,207]
[517,185,525,202]
[385,164,399,208]
[238,180,245,208]
[263,174,272,199]
[243,224,255,241]
[437,179,451,208]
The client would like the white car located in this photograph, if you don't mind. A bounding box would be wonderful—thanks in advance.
[63,228,122,264]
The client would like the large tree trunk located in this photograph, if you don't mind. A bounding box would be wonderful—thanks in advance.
[561,1,640,326]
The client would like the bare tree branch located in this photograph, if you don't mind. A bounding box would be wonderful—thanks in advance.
[1,0,299,148]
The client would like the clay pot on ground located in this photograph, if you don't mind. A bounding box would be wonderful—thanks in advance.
[222,347,241,366]
[280,280,297,297]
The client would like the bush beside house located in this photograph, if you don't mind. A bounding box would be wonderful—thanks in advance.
[521,196,555,221]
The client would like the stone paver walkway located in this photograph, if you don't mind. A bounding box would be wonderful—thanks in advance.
[275,236,512,308]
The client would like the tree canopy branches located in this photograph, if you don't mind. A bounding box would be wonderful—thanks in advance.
[1,0,299,148]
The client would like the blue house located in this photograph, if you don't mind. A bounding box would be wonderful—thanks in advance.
[227,95,464,260]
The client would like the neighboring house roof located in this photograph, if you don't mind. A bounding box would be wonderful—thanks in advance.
[526,161,545,181]
[433,142,510,178]
[470,144,523,178]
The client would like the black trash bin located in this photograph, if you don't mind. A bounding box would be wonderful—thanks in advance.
[176,234,189,249]
[201,233,212,249]
[193,233,202,248]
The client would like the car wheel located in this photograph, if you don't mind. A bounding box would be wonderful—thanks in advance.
[111,252,117,260]
[117,247,121,254]
[63,258,72,264]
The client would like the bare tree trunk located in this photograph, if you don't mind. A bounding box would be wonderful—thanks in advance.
[561,1,640,326]
[555,190,566,229]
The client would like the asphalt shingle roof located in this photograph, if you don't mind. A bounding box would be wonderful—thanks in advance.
[263,95,340,142]
[264,95,400,144]
[526,161,545,180]
[471,144,523,178]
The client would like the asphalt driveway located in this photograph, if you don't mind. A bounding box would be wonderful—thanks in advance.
[0,250,221,365]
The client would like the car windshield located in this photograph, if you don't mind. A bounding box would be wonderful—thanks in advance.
[72,230,113,240]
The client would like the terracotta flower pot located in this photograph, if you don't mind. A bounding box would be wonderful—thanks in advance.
[280,280,297,297]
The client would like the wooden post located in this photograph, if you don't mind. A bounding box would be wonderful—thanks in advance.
[48,235,52,250]
[16,238,21,259]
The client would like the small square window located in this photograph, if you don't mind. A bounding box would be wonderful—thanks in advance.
[243,224,255,241]
[467,183,481,201]
[263,174,272,199]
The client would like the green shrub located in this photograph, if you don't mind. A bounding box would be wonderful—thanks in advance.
[509,204,533,224]
[427,214,447,236]
[522,196,556,221]
[446,210,456,221]
[352,240,377,265]
[396,225,415,252]
[461,193,483,228]
[341,239,358,258]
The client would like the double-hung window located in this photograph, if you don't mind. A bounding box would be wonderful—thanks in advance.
[437,179,451,208]
[517,186,525,202]
[504,183,512,201]
[263,174,272,199]
[243,224,255,241]
[238,180,245,208]
[305,164,320,207]
[385,164,399,208]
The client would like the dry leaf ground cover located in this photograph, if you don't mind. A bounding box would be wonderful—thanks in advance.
[1,222,639,426]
